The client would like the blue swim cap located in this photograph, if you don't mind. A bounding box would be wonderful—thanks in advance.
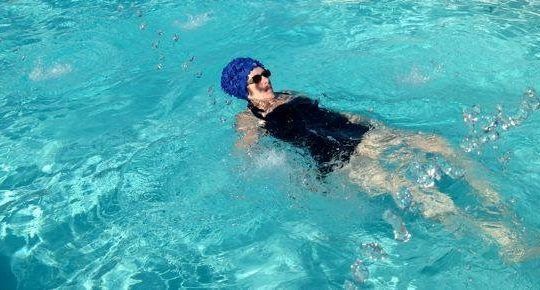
[221,57,265,99]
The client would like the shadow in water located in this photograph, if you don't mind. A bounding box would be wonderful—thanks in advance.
[0,254,17,290]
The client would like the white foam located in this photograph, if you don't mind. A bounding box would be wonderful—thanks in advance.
[41,164,53,174]
[174,12,212,30]
[396,65,430,85]
[100,261,140,289]
[254,149,288,169]
[29,62,72,81]
[1,163,11,172]
[0,223,6,239]
[7,205,44,239]
[0,190,17,207]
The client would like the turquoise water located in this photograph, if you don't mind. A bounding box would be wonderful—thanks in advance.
[1,0,539,288]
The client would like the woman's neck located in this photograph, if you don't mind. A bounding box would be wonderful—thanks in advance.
[248,92,290,115]
[248,92,276,109]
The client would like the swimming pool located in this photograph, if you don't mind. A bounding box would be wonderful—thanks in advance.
[1,0,539,288]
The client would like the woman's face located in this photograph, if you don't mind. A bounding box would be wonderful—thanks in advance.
[247,67,273,96]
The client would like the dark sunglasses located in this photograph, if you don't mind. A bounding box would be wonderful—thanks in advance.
[247,69,271,85]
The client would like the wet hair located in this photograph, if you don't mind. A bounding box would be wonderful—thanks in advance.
[220,57,265,99]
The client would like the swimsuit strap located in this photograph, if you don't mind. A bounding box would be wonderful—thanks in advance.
[246,93,314,120]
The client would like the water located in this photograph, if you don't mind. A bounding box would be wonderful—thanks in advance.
[1,0,539,288]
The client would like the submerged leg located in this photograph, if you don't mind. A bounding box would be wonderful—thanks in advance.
[403,132,503,207]
[345,130,527,262]
[344,154,458,218]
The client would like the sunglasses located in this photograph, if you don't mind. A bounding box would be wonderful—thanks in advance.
[247,69,271,85]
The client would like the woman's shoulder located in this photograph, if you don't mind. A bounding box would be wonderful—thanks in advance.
[236,109,264,130]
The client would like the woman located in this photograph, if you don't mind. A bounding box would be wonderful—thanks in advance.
[220,57,532,262]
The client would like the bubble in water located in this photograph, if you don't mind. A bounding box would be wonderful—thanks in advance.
[435,157,465,179]
[343,280,358,290]
[181,62,189,71]
[394,187,413,210]
[362,242,388,260]
[254,149,288,169]
[139,23,146,30]
[41,164,53,174]
[411,160,441,189]
[460,88,539,155]
[350,259,369,284]
[463,105,481,125]
[1,163,11,172]
[176,12,212,30]
[181,56,195,71]
[498,151,511,169]
[397,65,430,85]
[29,62,72,81]
[382,210,411,242]
[521,88,539,110]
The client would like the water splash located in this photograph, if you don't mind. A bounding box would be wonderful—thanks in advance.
[175,12,213,30]
[396,65,431,85]
[394,187,414,210]
[406,155,465,191]
[361,242,388,261]
[29,62,72,81]
[461,88,539,155]
[253,149,288,169]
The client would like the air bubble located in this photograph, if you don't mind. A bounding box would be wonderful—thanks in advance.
[362,242,388,260]
[394,187,413,210]
[350,259,369,284]
[460,88,539,155]
[343,280,358,290]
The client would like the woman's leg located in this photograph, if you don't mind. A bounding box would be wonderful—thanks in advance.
[346,128,527,262]
[402,132,503,207]
[345,131,459,219]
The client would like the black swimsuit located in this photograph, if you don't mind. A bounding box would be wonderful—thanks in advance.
[248,94,371,175]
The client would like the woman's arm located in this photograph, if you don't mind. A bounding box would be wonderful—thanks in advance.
[235,110,263,149]
[341,112,371,124]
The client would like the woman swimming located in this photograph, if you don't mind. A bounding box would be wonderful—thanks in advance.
[220,57,534,262]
